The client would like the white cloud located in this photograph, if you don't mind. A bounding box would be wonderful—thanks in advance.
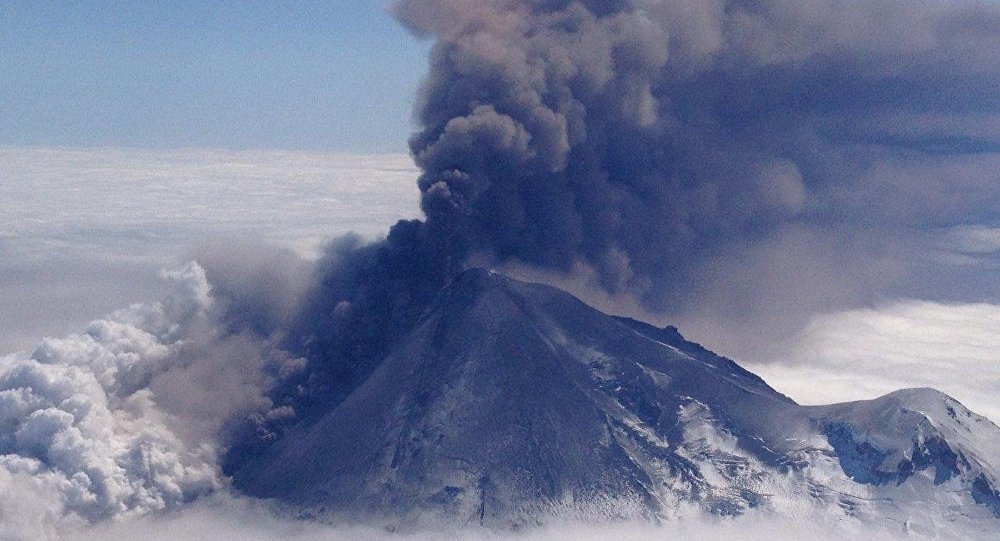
[58,492,969,541]
[0,146,421,259]
[0,147,421,354]
[0,263,271,539]
[748,300,1000,423]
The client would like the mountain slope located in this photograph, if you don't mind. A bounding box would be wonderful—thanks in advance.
[233,269,1000,534]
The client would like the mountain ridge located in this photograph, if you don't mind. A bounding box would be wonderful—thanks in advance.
[232,268,1000,534]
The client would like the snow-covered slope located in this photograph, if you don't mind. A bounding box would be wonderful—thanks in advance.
[233,269,1000,535]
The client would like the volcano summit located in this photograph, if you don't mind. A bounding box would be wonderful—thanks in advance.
[232,269,1000,536]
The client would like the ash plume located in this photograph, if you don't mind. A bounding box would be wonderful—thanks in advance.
[392,0,999,307]
[265,0,1000,417]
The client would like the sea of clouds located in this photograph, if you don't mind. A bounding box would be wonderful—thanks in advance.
[61,495,918,541]
[0,147,420,354]
[1,146,998,539]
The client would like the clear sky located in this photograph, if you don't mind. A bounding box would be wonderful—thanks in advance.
[0,1,429,153]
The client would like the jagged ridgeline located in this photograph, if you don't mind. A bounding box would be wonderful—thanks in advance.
[219,0,1000,534]
[231,270,1000,533]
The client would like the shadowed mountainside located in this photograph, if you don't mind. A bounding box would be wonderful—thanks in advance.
[233,269,1000,534]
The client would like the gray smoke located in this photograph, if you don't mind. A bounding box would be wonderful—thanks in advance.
[393,0,1000,311]
[263,0,1000,436]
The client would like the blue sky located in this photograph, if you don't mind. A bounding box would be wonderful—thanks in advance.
[0,1,429,153]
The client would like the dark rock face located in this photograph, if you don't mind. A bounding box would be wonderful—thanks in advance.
[973,475,1000,519]
[823,421,968,486]
[231,269,1000,528]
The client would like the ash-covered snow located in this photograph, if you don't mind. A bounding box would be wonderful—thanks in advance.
[232,269,1000,536]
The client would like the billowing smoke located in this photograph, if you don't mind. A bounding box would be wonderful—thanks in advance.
[252,0,1000,431]
[0,263,305,538]
[0,264,219,536]
[262,0,1000,417]
[391,0,999,308]
[396,0,1000,308]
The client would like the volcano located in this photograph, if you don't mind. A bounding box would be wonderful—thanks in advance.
[233,269,1000,534]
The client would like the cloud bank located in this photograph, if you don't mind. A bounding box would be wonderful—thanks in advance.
[748,299,1000,423]
[0,147,420,354]
[59,492,977,541]
[0,147,421,259]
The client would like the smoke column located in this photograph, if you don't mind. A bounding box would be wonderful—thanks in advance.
[396,0,998,304]
[267,0,999,419]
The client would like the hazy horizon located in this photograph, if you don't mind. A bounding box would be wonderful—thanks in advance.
[2,0,998,538]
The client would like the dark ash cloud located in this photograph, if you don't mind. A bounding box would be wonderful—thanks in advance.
[248,0,1000,435]
[389,0,999,311]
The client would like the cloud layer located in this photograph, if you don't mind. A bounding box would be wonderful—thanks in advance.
[748,299,1000,423]
[0,147,421,259]
[59,492,973,541]
[0,147,421,354]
